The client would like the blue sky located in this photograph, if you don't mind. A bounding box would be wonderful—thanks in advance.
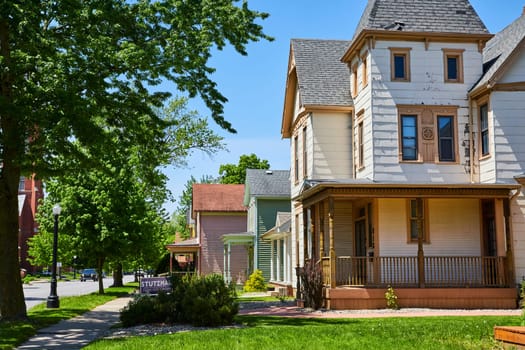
[162,1,525,215]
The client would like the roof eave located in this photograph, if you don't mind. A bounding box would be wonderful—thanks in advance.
[342,29,493,63]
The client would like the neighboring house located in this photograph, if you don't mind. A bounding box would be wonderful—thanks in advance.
[165,184,248,282]
[261,211,292,293]
[18,176,44,273]
[281,0,525,309]
[242,169,291,282]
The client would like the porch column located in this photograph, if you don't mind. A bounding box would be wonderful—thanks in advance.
[416,198,425,288]
[310,205,316,261]
[227,243,232,283]
[284,236,289,283]
[495,198,506,284]
[504,198,515,285]
[303,207,308,261]
[329,198,336,288]
[270,240,275,281]
[319,202,325,258]
[223,245,227,282]
[277,240,281,282]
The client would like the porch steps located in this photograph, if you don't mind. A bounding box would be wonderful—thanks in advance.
[494,326,525,349]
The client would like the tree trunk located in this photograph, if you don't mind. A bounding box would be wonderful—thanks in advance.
[0,19,27,321]
[97,256,105,294]
[112,262,123,287]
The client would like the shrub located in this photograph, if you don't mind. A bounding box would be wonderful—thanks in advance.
[300,260,324,310]
[243,269,267,292]
[174,273,238,327]
[120,273,238,327]
[385,285,399,310]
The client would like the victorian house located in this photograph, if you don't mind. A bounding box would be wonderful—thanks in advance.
[282,0,525,309]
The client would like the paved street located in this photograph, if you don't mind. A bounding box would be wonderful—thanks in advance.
[23,275,135,309]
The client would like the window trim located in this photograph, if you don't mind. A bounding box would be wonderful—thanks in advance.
[398,105,459,164]
[407,198,429,244]
[356,110,365,170]
[390,48,411,82]
[443,49,464,83]
[361,52,368,88]
[400,114,419,161]
[351,63,358,97]
[479,102,490,158]
[302,126,308,179]
[293,135,299,184]
[437,115,455,162]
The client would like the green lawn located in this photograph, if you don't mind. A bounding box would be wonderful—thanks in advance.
[86,315,521,350]
[0,283,137,350]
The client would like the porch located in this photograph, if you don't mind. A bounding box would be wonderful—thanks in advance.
[318,255,516,309]
[295,182,521,310]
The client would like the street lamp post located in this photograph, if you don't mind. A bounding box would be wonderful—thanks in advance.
[46,204,61,308]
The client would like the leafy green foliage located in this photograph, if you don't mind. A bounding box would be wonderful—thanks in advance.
[120,273,238,327]
[385,285,399,310]
[219,154,270,184]
[300,260,324,310]
[0,0,270,320]
[243,269,267,292]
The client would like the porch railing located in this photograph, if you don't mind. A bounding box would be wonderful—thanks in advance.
[321,256,509,288]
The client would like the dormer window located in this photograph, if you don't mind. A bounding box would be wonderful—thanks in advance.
[390,48,411,82]
[443,49,464,83]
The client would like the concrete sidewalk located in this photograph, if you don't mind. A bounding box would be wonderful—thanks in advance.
[17,297,132,350]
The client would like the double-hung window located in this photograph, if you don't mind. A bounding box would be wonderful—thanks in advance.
[408,198,428,243]
[401,115,418,161]
[437,116,455,162]
[443,49,464,83]
[398,106,458,163]
[390,48,411,82]
[479,104,489,157]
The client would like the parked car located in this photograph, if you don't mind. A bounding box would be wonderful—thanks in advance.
[80,268,99,282]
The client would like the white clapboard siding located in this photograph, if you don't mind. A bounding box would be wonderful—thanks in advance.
[491,91,525,182]
[311,112,353,180]
[378,198,480,256]
[367,40,480,183]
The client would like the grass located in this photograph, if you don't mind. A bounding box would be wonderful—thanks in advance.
[0,283,137,350]
[85,315,521,350]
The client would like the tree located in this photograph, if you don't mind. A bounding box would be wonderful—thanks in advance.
[0,2,270,320]
[30,98,223,294]
[218,153,270,184]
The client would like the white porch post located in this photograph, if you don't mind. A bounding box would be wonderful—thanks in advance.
[270,240,275,281]
[223,245,227,281]
[276,239,281,282]
[227,242,232,283]
[284,236,289,283]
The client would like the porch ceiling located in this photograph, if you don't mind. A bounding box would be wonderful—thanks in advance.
[296,180,521,207]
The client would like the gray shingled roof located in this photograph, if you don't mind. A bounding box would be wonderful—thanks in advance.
[354,0,488,39]
[471,14,525,92]
[244,169,290,199]
[291,39,352,107]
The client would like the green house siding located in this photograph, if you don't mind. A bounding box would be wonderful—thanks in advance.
[256,199,291,281]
